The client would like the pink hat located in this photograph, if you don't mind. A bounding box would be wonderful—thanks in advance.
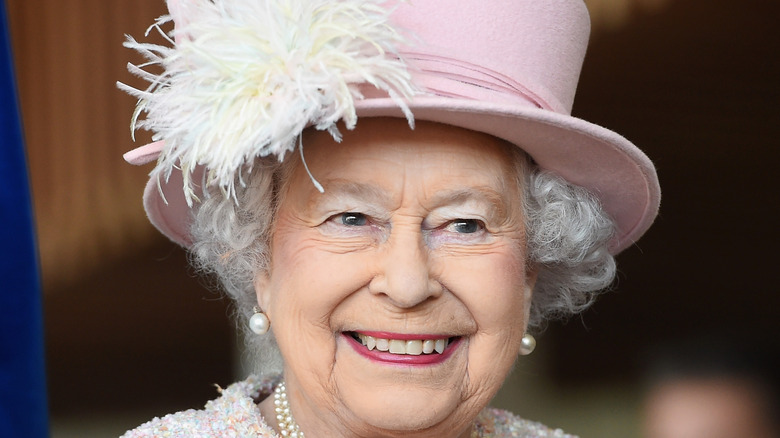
[123,0,660,254]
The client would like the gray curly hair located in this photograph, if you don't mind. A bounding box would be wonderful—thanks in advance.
[190,144,616,376]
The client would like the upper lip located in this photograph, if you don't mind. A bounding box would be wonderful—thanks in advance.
[346,330,458,341]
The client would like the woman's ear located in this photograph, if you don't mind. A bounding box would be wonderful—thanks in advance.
[524,266,538,308]
[253,270,272,313]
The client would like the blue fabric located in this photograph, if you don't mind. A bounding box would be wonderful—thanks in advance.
[0,1,49,437]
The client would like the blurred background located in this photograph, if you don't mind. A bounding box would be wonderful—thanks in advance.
[5,0,779,436]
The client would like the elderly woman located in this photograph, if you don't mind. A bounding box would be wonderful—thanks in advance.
[120,0,659,437]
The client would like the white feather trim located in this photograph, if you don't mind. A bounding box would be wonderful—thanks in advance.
[120,0,417,205]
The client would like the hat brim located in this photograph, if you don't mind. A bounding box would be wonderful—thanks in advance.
[140,96,660,254]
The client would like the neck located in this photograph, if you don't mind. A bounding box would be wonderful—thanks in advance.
[257,379,477,438]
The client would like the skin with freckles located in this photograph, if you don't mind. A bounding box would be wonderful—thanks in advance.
[254,118,536,438]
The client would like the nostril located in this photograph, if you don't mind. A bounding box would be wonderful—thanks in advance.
[368,236,441,308]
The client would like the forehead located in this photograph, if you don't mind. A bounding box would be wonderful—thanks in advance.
[285,118,521,202]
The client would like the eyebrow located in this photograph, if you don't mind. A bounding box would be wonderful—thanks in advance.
[428,187,509,222]
[309,180,393,210]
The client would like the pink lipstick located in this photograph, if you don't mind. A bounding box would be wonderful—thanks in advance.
[343,331,461,366]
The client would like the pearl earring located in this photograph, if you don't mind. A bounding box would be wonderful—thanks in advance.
[520,333,536,355]
[249,306,270,335]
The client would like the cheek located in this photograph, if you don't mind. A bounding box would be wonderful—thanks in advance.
[438,248,528,401]
[266,229,377,332]
[440,248,529,330]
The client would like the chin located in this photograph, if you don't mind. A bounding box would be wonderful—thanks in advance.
[341,384,467,433]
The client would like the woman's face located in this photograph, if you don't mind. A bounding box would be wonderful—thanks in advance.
[255,119,535,437]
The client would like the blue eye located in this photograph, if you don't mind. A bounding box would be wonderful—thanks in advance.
[340,212,368,226]
[451,219,482,234]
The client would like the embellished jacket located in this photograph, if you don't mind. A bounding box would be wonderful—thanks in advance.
[121,376,577,438]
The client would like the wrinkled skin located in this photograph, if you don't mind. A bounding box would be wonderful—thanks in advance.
[256,119,536,437]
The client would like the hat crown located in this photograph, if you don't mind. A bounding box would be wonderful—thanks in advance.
[391,0,591,114]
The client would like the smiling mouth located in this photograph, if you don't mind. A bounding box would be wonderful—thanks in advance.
[347,332,459,356]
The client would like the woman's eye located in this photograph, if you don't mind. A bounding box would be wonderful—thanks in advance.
[339,212,368,226]
[319,212,380,239]
[450,219,483,234]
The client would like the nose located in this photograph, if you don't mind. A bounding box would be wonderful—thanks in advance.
[369,226,443,308]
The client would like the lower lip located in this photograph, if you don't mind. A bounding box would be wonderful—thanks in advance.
[343,333,461,366]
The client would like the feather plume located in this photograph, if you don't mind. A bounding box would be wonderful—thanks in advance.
[119,0,417,204]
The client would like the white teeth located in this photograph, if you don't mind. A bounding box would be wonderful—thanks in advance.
[353,333,450,355]
[406,340,423,355]
[389,339,406,354]
[435,339,446,354]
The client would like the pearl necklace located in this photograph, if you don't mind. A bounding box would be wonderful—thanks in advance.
[273,381,305,438]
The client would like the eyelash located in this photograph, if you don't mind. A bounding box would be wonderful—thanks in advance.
[338,212,368,227]
[443,219,485,234]
[329,213,485,236]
